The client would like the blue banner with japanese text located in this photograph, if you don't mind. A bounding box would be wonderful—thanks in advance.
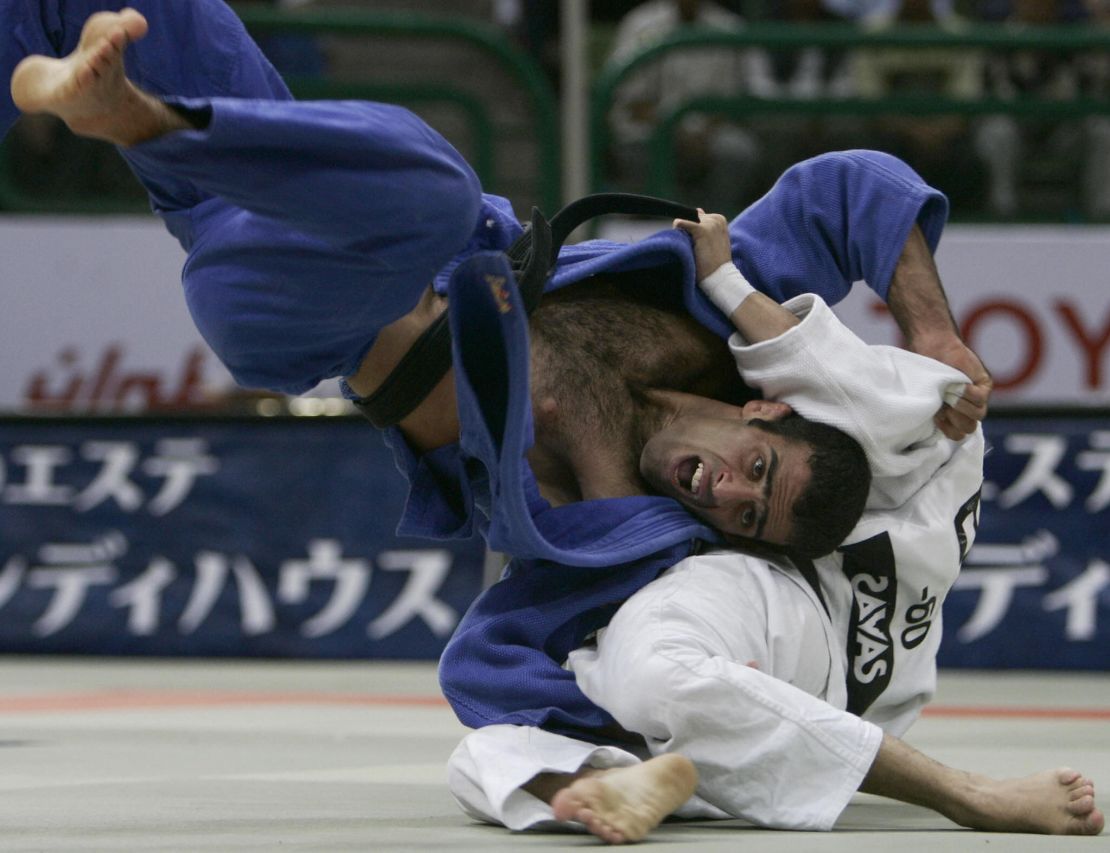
[0,418,487,659]
[939,414,1110,670]
[0,415,1106,667]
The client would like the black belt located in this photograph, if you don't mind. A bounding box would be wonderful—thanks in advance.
[353,193,697,428]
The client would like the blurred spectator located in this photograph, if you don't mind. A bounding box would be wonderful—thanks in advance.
[1079,0,1110,216]
[973,0,1110,217]
[496,0,561,88]
[744,0,859,171]
[749,0,855,101]
[847,0,985,211]
[606,0,767,214]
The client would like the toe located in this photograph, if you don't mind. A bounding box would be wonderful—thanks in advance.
[1091,808,1106,834]
[89,42,114,71]
[74,64,94,88]
[1067,794,1095,815]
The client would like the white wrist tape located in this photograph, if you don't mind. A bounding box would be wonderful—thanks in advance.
[700,262,757,318]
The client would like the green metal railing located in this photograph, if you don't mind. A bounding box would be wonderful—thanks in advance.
[286,79,497,190]
[592,24,1110,201]
[234,7,560,211]
[6,19,1110,216]
[647,94,1110,199]
[0,8,560,213]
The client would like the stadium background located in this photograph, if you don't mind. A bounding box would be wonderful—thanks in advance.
[1,0,1106,672]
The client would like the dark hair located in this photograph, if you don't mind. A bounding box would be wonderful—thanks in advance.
[741,414,871,559]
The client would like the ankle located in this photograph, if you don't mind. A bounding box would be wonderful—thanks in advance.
[167,101,212,131]
[942,771,1000,830]
[108,88,192,147]
[522,767,600,805]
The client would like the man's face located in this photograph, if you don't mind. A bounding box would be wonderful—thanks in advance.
[639,401,811,546]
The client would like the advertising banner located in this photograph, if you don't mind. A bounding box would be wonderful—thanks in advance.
[601,220,1110,408]
[0,418,486,658]
[940,414,1110,669]
[3,218,1110,412]
[833,227,1110,408]
[0,415,1104,667]
[0,217,237,413]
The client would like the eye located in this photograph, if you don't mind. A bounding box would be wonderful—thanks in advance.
[740,507,757,528]
[752,456,765,479]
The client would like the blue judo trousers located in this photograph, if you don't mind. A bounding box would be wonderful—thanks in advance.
[3,0,949,741]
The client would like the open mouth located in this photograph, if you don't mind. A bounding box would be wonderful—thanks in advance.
[674,456,705,498]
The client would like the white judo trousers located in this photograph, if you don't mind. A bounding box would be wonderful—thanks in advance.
[448,294,985,831]
[449,552,875,830]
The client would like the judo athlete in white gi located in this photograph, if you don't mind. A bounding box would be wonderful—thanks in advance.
[447,214,1106,843]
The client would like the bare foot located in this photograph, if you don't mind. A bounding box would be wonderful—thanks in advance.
[964,767,1104,835]
[549,754,697,844]
[10,9,180,146]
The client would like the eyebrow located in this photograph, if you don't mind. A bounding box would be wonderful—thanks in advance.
[754,447,779,541]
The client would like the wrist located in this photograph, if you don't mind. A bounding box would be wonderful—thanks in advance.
[701,262,756,318]
[905,327,962,357]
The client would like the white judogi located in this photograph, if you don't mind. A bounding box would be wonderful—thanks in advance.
[448,295,985,831]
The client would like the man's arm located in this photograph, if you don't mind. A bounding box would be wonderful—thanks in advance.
[679,212,989,441]
[716,150,989,439]
[675,210,799,343]
[887,225,992,440]
[677,211,982,508]
[345,286,460,453]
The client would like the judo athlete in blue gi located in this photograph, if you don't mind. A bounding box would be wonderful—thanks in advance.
[7,0,990,728]
[5,1,985,549]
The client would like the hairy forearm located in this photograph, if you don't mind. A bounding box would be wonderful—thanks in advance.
[885,225,993,440]
[886,225,960,350]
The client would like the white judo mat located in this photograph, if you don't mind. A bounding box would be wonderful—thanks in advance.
[0,658,1105,852]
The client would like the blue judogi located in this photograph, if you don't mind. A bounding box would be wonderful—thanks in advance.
[3,0,948,740]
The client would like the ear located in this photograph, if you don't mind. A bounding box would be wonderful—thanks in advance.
[741,399,793,422]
